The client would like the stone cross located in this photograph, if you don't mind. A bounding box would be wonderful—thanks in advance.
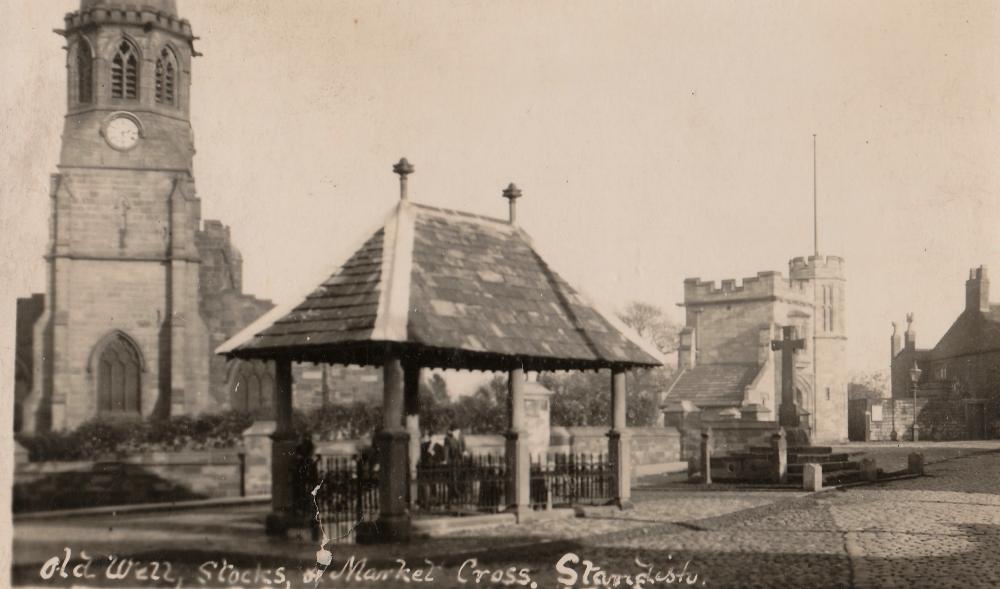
[771,325,805,428]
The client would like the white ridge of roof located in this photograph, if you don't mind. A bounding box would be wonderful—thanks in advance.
[214,203,398,356]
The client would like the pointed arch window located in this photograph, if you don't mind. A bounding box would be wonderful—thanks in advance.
[155,47,178,105]
[230,360,275,418]
[76,41,94,104]
[111,40,139,99]
[97,334,142,414]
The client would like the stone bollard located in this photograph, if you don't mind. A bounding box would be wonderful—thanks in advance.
[771,428,788,484]
[700,428,712,485]
[908,452,925,476]
[860,458,878,482]
[802,463,822,491]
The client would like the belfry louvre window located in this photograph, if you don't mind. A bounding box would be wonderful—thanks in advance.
[76,41,94,103]
[111,40,139,99]
[155,47,177,105]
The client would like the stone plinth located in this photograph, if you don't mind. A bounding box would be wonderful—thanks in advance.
[523,382,553,457]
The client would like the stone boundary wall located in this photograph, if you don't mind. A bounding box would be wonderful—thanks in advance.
[867,398,971,441]
[14,449,245,512]
[671,418,776,461]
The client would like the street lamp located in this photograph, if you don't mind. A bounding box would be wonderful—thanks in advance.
[909,362,922,442]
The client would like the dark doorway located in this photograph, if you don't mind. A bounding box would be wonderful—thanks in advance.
[848,398,870,441]
[967,401,986,440]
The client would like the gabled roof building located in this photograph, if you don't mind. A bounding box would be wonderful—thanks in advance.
[890,266,1000,439]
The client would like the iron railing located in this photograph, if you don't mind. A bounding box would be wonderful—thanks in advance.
[530,453,614,508]
[415,454,507,514]
[311,454,379,543]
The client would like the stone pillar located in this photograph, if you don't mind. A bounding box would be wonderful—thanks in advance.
[242,420,276,496]
[608,367,632,508]
[771,428,787,484]
[700,428,712,485]
[404,363,421,511]
[266,358,296,536]
[369,356,410,542]
[505,367,530,521]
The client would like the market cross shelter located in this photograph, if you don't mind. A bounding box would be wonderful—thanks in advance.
[218,161,664,541]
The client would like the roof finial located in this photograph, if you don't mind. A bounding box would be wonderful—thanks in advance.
[393,158,414,201]
[502,183,522,225]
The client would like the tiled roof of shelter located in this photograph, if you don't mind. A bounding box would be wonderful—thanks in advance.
[929,306,1000,360]
[663,363,760,407]
[218,198,663,371]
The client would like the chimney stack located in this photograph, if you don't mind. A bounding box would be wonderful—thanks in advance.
[393,158,414,201]
[502,183,522,225]
[890,321,901,359]
[965,266,990,313]
[904,313,916,351]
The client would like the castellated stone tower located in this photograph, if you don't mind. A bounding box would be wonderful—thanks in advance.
[789,255,848,443]
[667,254,847,444]
[21,1,208,431]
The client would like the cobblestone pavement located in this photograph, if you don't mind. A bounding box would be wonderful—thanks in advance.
[13,449,1000,588]
[831,440,1000,474]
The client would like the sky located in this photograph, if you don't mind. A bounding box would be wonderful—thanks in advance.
[1,0,999,383]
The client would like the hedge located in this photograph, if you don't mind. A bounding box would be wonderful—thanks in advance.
[16,411,257,462]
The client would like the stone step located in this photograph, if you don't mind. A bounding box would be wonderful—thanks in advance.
[789,452,850,464]
[788,461,859,474]
[789,446,833,454]
[748,445,834,455]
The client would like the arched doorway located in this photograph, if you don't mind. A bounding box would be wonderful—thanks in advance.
[96,333,142,414]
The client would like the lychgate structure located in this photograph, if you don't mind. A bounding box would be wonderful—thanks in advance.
[218,160,662,541]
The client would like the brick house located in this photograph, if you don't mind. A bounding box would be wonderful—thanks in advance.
[890,266,1000,440]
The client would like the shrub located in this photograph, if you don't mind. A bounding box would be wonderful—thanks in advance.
[16,410,258,461]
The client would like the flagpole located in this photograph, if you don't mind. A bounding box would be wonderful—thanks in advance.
[813,133,818,256]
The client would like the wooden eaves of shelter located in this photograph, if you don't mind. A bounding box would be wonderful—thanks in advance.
[217,159,663,542]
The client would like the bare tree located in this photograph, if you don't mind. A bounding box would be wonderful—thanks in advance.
[617,301,681,355]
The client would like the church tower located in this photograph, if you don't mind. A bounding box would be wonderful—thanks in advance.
[22,0,209,431]
[789,255,848,443]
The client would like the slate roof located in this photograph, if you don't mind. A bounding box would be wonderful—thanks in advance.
[930,306,1000,360]
[217,200,663,371]
[663,363,761,408]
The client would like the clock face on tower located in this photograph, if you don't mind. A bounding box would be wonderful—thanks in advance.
[103,113,142,150]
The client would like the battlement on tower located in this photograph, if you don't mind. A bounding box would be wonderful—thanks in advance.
[62,3,193,39]
[788,255,845,280]
[683,270,811,304]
